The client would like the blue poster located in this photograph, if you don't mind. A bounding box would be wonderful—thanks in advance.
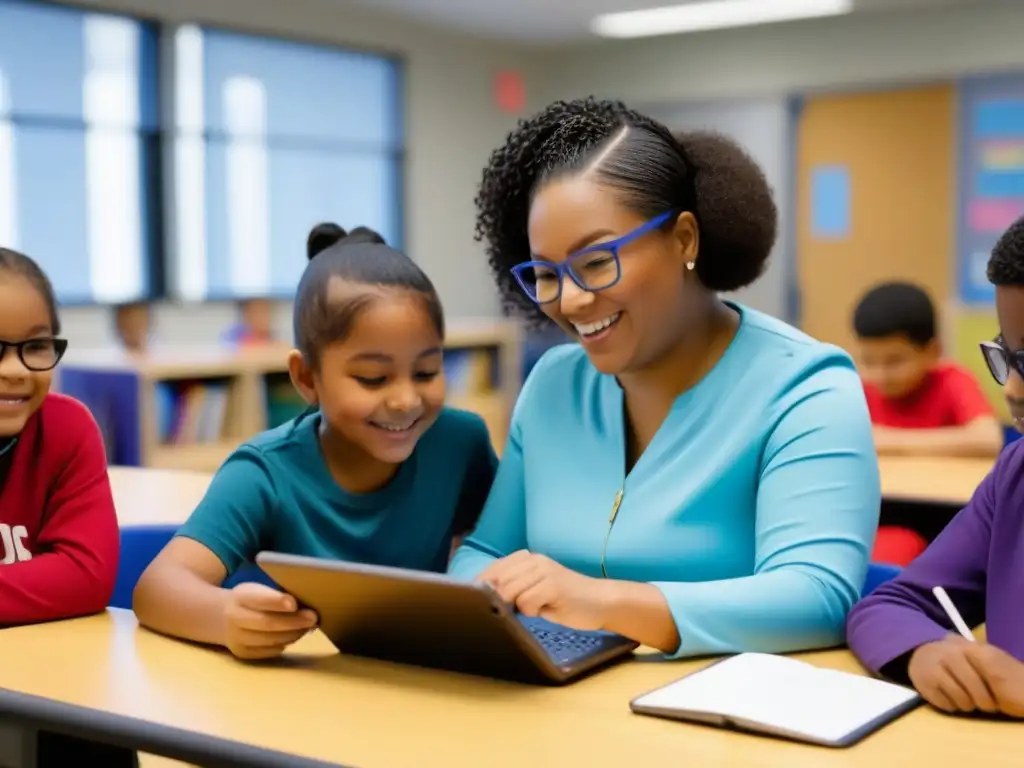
[957,75,1024,304]
[810,165,850,240]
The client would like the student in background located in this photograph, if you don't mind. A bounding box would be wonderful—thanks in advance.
[854,283,1002,565]
[0,249,128,764]
[134,224,496,661]
[450,98,880,658]
[847,219,1024,718]
[222,297,275,346]
[853,282,1002,458]
[112,300,152,353]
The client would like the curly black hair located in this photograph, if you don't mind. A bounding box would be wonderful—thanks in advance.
[852,282,935,346]
[474,97,778,322]
[987,214,1024,287]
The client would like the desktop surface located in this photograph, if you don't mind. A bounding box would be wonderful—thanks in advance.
[878,456,993,506]
[108,466,212,527]
[0,609,1016,767]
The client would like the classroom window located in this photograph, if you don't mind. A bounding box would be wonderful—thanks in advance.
[0,0,160,304]
[169,26,404,301]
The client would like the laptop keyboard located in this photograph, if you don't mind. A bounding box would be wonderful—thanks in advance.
[520,617,608,667]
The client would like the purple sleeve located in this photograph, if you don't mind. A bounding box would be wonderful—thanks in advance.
[846,463,996,677]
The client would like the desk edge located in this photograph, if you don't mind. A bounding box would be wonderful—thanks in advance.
[0,687,348,768]
[881,491,969,507]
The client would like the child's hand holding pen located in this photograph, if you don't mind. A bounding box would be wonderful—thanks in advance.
[906,587,1024,718]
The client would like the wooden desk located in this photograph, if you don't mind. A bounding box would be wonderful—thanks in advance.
[878,456,993,506]
[0,610,1017,767]
[108,466,211,527]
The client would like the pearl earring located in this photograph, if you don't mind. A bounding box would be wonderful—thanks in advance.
[686,261,695,271]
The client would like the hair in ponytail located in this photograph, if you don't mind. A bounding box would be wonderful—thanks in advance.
[294,224,444,363]
[474,96,777,322]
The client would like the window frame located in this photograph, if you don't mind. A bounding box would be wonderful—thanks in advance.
[0,0,166,306]
[163,20,408,303]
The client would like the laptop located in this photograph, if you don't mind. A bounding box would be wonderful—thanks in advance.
[255,551,639,685]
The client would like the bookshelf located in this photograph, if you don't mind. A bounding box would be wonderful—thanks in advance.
[59,320,522,473]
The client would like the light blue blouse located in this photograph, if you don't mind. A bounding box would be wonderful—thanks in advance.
[449,303,880,658]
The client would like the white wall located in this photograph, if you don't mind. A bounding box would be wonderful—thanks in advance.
[540,2,1024,104]
[645,98,792,320]
[534,1,1024,321]
[54,0,541,349]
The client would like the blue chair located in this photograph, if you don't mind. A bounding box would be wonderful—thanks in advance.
[1003,424,1021,448]
[111,525,177,609]
[112,526,276,609]
[861,562,902,598]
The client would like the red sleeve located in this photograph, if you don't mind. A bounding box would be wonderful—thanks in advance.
[0,403,119,624]
[860,381,883,424]
[944,366,996,425]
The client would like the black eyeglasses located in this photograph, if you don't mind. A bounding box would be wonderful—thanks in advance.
[979,336,1024,385]
[0,338,68,372]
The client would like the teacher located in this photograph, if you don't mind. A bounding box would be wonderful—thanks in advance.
[448,97,881,657]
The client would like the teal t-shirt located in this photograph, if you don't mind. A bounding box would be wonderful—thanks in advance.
[177,407,497,577]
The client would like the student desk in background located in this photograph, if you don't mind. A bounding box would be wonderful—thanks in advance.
[878,456,993,507]
[109,466,211,527]
[877,456,994,544]
[0,610,1017,768]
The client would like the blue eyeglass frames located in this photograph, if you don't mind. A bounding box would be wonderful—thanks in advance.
[510,211,676,305]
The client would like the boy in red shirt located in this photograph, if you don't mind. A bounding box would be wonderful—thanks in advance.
[854,282,1002,458]
[852,282,1003,566]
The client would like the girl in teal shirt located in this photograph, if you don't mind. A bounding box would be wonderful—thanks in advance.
[135,225,496,660]
[449,98,880,658]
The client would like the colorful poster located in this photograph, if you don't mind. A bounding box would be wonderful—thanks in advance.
[958,76,1024,303]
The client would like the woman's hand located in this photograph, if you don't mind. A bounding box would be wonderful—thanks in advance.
[223,582,318,660]
[478,550,611,630]
[908,636,1024,717]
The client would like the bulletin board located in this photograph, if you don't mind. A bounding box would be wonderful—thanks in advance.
[957,74,1024,304]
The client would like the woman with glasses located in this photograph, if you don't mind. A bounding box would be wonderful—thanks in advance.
[0,249,130,763]
[847,217,1024,718]
[448,98,880,658]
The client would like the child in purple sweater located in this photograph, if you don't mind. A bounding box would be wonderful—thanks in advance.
[846,217,1024,718]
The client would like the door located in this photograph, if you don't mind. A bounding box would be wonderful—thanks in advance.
[796,85,955,352]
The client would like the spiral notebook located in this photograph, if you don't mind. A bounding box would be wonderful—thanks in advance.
[630,652,920,748]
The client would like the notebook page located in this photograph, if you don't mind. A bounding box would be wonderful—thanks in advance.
[634,653,918,743]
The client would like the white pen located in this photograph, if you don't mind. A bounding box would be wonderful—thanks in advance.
[932,586,974,641]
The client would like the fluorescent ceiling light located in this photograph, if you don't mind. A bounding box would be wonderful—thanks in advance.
[592,0,854,38]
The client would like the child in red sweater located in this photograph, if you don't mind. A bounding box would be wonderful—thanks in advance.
[0,248,130,765]
[852,281,1003,566]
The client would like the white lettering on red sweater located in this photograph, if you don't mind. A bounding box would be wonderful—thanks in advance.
[0,525,31,564]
